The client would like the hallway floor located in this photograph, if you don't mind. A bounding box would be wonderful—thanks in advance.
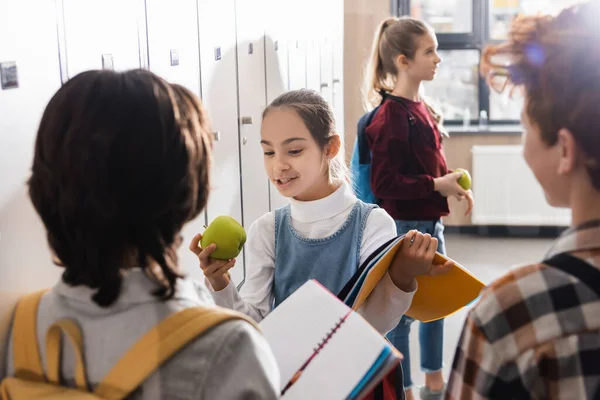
[403,233,556,390]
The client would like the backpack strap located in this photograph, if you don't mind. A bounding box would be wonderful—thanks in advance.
[356,90,387,165]
[543,253,600,298]
[93,306,260,400]
[391,97,420,138]
[11,289,48,382]
[45,319,89,391]
[356,107,381,165]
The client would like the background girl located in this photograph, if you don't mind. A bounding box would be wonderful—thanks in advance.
[363,17,474,400]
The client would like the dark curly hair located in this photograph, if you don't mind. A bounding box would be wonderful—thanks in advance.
[28,69,212,307]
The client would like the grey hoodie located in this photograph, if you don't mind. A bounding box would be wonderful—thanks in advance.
[3,269,280,399]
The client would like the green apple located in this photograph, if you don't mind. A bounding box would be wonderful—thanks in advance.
[201,215,247,260]
[455,168,472,190]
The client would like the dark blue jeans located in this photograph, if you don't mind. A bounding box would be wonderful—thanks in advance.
[386,219,446,389]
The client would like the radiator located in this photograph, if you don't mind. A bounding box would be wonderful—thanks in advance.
[471,145,571,226]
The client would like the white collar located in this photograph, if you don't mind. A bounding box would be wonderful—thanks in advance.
[288,182,356,223]
[53,269,204,313]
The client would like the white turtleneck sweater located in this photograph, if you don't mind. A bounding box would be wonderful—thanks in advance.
[208,183,415,334]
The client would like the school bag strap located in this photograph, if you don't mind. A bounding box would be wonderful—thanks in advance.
[543,252,600,297]
[356,91,388,165]
[10,289,260,399]
[11,289,48,383]
[45,319,89,391]
[93,306,261,399]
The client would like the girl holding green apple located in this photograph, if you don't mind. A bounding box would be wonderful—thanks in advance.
[191,89,454,338]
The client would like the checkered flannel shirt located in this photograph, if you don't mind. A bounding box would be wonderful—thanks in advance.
[445,221,600,399]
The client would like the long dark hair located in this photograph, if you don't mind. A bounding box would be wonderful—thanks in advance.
[28,69,212,307]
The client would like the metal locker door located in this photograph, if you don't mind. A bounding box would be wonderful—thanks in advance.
[319,37,333,107]
[145,0,206,279]
[0,0,63,291]
[235,0,271,234]
[306,39,321,93]
[331,0,345,140]
[265,0,289,103]
[288,38,306,90]
[265,0,290,211]
[197,0,245,286]
[302,0,320,93]
[145,0,201,95]
[287,0,307,91]
[60,0,144,79]
[316,0,334,106]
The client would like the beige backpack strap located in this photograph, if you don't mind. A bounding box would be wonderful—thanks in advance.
[45,319,89,391]
[12,289,48,382]
[94,306,260,400]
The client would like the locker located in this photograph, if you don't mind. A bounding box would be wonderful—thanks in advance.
[331,0,345,140]
[60,0,144,79]
[314,0,344,155]
[0,0,63,291]
[285,0,314,90]
[196,0,245,285]
[145,0,201,95]
[287,3,307,92]
[288,38,306,90]
[301,0,321,93]
[265,0,290,211]
[265,0,289,103]
[306,39,321,93]
[319,37,334,107]
[145,0,207,279]
[235,0,271,237]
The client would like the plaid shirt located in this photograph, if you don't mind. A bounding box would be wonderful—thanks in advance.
[446,221,600,399]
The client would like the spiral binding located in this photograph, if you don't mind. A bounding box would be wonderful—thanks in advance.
[281,310,352,396]
[313,315,346,353]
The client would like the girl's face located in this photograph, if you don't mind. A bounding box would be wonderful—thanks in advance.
[403,31,441,82]
[260,107,336,201]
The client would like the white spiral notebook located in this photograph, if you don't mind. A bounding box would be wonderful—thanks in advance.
[259,280,401,399]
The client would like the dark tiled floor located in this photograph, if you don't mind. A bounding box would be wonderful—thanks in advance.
[403,233,556,389]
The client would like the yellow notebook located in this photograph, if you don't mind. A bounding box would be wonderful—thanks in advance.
[339,236,485,323]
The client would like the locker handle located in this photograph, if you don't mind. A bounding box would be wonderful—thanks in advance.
[240,116,253,125]
[212,131,221,141]
[320,83,329,88]
[333,79,341,84]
